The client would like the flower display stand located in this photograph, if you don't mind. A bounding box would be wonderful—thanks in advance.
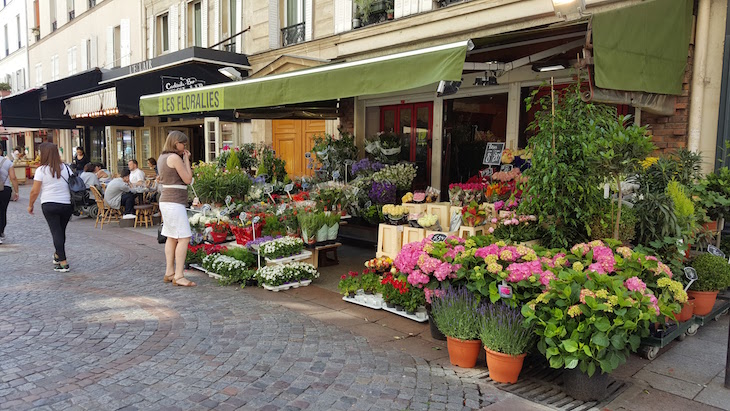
[188,263,222,280]
[303,242,342,269]
[265,250,313,266]
[262,280,312,292]
[403,202,427,215]
[458,225,486,239]
[342,294,384,310]
[376,223,403,258]
[382,305,428,322]
[402,227,426,245]
[426,203,450,230]
[425,230,458,241]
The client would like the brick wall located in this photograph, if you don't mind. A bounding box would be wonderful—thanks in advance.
[642,47,693,152]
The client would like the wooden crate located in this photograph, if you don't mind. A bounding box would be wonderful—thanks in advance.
[403,202,427,215]
[458,225,487,239]
[426,202,451,232]
[376,223,404,259]
[402,226,426,245]
[483,203,497,219]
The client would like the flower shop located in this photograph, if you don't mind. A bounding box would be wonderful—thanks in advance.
[183,83,730,403]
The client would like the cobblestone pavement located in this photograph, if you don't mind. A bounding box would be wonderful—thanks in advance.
[0,186,527,411]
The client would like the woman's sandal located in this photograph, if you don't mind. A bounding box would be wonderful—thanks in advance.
[172,277,196,287]
[163,275,174,283]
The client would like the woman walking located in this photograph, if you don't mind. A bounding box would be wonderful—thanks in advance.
[28,142,73,272]
[0,151,20,244]
[158,131,195,287]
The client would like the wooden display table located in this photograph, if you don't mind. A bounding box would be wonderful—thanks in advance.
[402,226,426,245]
[377,223,403,259]
[458,225,487,239]
[13,164,26,184]
[306,242,342,268]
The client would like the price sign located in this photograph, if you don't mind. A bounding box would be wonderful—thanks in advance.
[430,233,447,242]
[480,168,494,178]
[500,164,514,172]
[707,245,726,258]
[284,183,294,201]
[219,209,229,216]
[499,281,513,299]
[263,184,275,202]
[683,267,698,291]
[364,201,372,209]
[225,195,232,206]
[332,170,341,181]
[201,204,211,216]
[482,142,505,166]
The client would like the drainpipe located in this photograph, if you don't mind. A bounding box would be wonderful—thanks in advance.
[689,0,712,153]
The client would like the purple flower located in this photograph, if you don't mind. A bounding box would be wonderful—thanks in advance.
[369,181,396,204]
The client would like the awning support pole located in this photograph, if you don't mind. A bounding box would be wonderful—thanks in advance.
[209,26,251,50]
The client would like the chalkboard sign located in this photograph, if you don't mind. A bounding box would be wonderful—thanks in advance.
[707,245,726,258]
[430,233,447,242]
[482,142,505,165]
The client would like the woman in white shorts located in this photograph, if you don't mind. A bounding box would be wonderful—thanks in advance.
[157,131,196,287]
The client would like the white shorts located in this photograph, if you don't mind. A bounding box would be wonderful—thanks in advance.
[159,202,192,239]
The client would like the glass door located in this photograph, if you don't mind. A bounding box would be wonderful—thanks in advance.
[203,117,220,162]
[380,102,433,189]
[115,129,136,172]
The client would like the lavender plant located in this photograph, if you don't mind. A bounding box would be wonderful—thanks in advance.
[479,303,534,356]
[430,285,481,340]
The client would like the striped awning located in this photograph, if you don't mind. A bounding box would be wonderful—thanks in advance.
[64,87,119,119]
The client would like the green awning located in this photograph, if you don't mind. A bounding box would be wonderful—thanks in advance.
[592,0,692,96]
[139,40,470,116]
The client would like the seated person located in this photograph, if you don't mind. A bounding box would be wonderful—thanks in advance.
[104,169,136,215]
[94,163,111,180]
[80,163,101,190]
[147,157,158,176]
[128,159,146,187]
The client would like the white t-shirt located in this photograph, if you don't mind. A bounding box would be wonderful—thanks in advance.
[33,165,71,205]
[130,168,146,185]
[0,156,12,187]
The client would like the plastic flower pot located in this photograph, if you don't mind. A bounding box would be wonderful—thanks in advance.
[316,225,329,243]
[210,231,228,243]
[446,337,481,368]
[702,220,718,231]
[485,347,526,384]
[687,290,719,316]
[562,368,610,401]
[673,297,695,322]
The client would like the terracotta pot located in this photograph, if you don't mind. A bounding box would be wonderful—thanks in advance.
[485,347,526,384]
[702,220,718,232]
[687,290,719,316]
[446,336,481,368]
[673,297,695,322]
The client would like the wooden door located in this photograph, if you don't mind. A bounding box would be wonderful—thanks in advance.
[272,119,325,177]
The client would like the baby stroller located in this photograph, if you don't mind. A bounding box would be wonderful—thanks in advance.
[72,188,98,218]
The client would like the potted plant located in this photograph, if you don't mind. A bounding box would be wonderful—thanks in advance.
[479,303,533,384]
[386,8,394,19]
[430,285,482,368]
[326,212,341,241]
[359,269,381,295]
[402,287,426,315]
[688,253,730,315]
[208,220,230,244]
[694,171,730,231]
[298,213,319,245]
[338,271,361,297]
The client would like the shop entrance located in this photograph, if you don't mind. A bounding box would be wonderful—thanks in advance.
[272,119,325,177]
[164,125,205,164]
[380,102,433,189]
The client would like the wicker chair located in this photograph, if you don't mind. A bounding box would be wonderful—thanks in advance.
[90,186,121,229]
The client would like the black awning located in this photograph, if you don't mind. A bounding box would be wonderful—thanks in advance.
[45,68,104,100]
[0,89,75,128]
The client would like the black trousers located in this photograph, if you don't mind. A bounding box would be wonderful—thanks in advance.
[121,192,137,215]
[41,202,73,261]
[0,187,10,235]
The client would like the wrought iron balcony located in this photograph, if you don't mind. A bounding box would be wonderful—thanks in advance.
[438,0,463,7]
[224,42,236,52]
[281,22,305,47]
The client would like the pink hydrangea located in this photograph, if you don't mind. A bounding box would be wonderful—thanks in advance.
[475,244,499,258]
[407,270,429,287]
[587,262,606,275]
[579,288,596,304]
[616,246,633,259]
[625,276,647,293]
[505,261,543,283]
[571,243,589,256]
[424,288,445,304]
[539,271,556,286]
[648,294,660,315]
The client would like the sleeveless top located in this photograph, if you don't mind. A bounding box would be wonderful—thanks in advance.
[158,153,189,205]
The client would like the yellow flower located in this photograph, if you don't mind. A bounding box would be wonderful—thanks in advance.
[641,156,659,169]
[484,254,498,264]
[487,262,503,274]
[465,239,476,249]
[529,275,537,283]
[595,289,608,299]
[603,301,614,312]
[495,241,507,247]
[572,262,584,272]
[657,277,672,288]
[608,295,619,305]
[567,305,582,318]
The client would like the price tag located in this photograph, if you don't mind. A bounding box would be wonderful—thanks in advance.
[201,204,211,216]
[251,216,261,224]
[225,195,232,206]
[277,204,287,215]
[480,168,494,178]
[240,213,247,223]
[219,209,229,216]
[499,281,513,299]
[482,142,505,166]
[284,183,294,201]
[707,245,726,258]
[332,170,341,181]
[683,267,698,291]
[344,159,354,166]
[500,164,513,172]
[264,184,275,203]
[431,233,447,242]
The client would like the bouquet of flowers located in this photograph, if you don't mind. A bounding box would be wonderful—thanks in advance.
[461,201,487,227]
[382,204,409,224]
[372,163,417,192]
[351,158,384,177]
[489,213,539,242]
[491,168,521,182]
[416,213,439,229]
[259,236,305,259]
[369,181,396,204]
[448,183,487,206]
[364,256,394,273]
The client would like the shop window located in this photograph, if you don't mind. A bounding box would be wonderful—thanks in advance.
[441,93,508,191]
[282,0,305,47]
[141,129,152,168]
[157,13,170,53]
[89,127,105,164]
[116,129,136,172]
[380,102,433,189]
[221,122,235,148]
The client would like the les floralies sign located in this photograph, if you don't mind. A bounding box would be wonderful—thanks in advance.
[161,76,206,92]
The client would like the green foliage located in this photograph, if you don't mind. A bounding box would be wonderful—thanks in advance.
[402,288,426,313]
[360,271,381,294]
[338,271,361,296]
[666,180,695,232]
[698,167,730,220]
[222,247,257,267]
[588,204,637,243]
[361,204,383,225]
[520,83,617,247]
[218,269,257,287]
[192,162,252,204]
[0,82,10,91]
[225,149,241,170]
[690,253,730,291]
[256,146,289,184]
[310,130,358,181]
[298,212,325,242]
[261,215,285,237]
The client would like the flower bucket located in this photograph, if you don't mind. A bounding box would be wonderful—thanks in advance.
[327,223,339,241]
[687,290,719,316]
[562,368,610,401]
[673,297,695,322]
[210,231,228,244]
[485,347,526,384]
[316,225,329,243]
[446,337,481,368]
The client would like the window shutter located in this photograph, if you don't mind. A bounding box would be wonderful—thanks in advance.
[80,38,88,70]
[120,19,130,66]
[170,4,179,51]
[235,0,242,52]
[268,0,279,49]
[147,15,154,58]
[394,0,404,19]
[213,0,220,48]
[90,35,98,67]
[305,0,312,41]
[410,0,419,14]
[106,25,114,68]
[201,0,208,47]
[180,1,187,47]
[419,0,432,12]
[334,0,353,34]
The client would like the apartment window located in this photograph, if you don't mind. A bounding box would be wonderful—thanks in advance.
[67,46,77,75]
[35,63,42,86]
[281,0,305,47]
[193,1,202,47]
[68,0,75,21]
[32,0,40,41]
[4,25,8,56]
[51,55,59,81]
[157,13,169,53]
[16,15,21,48]
[16,69,24,91]
[50,0,57,32]
[221,0,236,51]
[113,25,120,68]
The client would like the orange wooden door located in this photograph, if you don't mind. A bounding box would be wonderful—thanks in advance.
[272,119,325,177]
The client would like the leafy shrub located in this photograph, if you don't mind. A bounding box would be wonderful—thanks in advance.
[226,149,241,170]
[589,204,637,243]
[222,247,256,267]
[690,253,730,291]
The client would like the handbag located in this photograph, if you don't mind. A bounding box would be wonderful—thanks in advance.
[157,223,167,244]
[63,165,87,193]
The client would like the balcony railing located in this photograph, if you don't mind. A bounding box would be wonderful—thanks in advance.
[438,0,464,7]
[224,42,236,52]
[281,22,305,47]
[357,0,394,28]
[68,10,75,20]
